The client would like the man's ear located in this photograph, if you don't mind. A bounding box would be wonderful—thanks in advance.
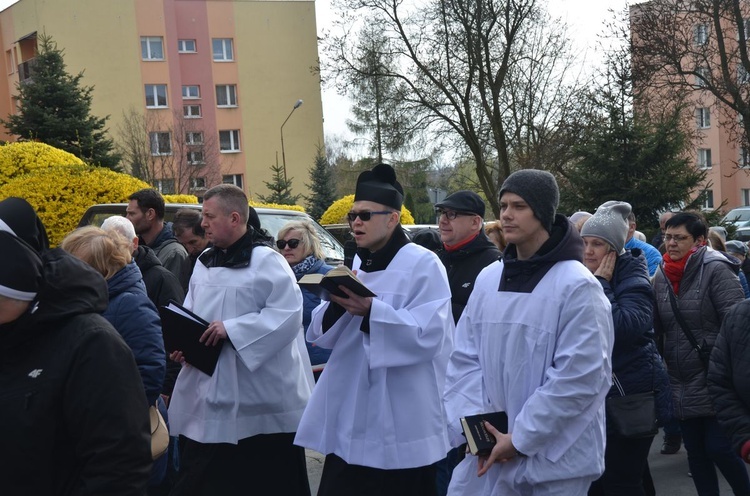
[146,208,156,221]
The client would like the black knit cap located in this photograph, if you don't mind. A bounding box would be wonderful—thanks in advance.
[436,190,486,217]
[0,197,45,302]
[354,163,404,211]
[499,169,559,233]
[0,197,49,252]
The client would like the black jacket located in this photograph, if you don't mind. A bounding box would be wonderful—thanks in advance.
[708,299,750,456]
[0,249,152,495]
[437,231,500,323]
[134,245,185,309]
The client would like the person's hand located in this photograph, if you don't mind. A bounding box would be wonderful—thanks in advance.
[169,350,186,363]
[200,321,228,347]
[477,422,518,476]
[330,285,372,316]
[595,251,616,281]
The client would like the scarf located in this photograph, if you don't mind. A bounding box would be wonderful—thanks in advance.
[662,246,699,295]
[444,232,479,253]
[292,255,318,276]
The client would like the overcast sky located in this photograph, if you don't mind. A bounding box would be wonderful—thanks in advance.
[0,0,643,142]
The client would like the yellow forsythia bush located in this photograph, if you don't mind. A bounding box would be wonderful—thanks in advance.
[249,199,305,212]
[320,194,415,225]
[0,141,84,187]
[164,194,199,204]
[0,165,150,246]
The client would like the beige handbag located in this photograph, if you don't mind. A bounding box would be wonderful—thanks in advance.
[149,403,169,460]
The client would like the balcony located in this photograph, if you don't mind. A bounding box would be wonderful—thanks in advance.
[18,58,36,83]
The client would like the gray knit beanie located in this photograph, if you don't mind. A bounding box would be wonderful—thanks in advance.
[499,170,559,233]
[581,201,632,255]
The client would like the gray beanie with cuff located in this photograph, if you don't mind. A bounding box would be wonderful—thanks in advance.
[499,169,559,233]
[581,201,632,255]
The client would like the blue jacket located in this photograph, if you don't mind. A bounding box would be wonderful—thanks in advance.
[296,258,333,365]
[625,237,662,277]
[103,262,166,405]
[597,249,672,425]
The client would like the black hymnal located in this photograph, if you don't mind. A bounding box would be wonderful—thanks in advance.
[460,411,509,456]
[159,301,223,376]
[297,265,376,300]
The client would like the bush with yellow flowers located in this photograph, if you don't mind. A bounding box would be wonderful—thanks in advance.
[0,142,84,187]
[0,165,150,246]
[164,194,199,204]
[320,194,414,225]
[249,198,305,212]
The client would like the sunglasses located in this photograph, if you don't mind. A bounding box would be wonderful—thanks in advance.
[346,211,393,222]
[276,239,301,249]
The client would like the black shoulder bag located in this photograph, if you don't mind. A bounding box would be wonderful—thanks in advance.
[606,374,658,438]
[667,289,711,372]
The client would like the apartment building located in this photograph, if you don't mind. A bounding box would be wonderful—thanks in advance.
[0,0,324,199]
[631,1,750,211]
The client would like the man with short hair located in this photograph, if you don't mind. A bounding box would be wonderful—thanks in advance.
[295,164,453,495]
[625,211,662,276]
[435,190,501,324]
[651,211,675,249]
[444,169,614,494]
[172,208,210,263]
[168,184,313,495]
[126,189,191,290]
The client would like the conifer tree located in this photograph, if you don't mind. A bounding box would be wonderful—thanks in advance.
[258,162,301,205]
[2,35,121,170]
[305,145,337,221]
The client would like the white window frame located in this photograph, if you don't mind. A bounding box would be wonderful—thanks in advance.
[212,38,234,61]
[178,39,197,53]
[741,148,750,168]
[141,36,164,61]
[190,177,207,189]
[154,178,176,195]
[145,84,168,108]
[149,132,172,156]
[183,104,202,119]
[223,174,243,189]
[187,150,205,165]
[219,130,241,152]
[182,85,200,99]
[697,148,712,169]
[185,131,204,145]
[696,107,710,128]
[695,66,709,87]
[740,65,750,84]
[694,23,708,45]
[216,84,238,107]
[701,189,714,210]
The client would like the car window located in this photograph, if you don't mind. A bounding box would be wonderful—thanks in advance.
[723,208,750,224]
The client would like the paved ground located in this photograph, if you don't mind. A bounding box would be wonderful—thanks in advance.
[305,429,750,495]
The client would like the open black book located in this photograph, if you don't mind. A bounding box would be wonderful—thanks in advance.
[460,411,509,456]
[159,301,223,376]
[297,265,376,300]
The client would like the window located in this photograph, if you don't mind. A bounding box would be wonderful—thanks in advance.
[741,148,750,168]
[5,49,14,75]
[700,189,714,210]
[186,131,203,145]
[183,104,202,118]
[743,19,750,40]
[182,85,200,99]
[743,189,750,206]
[187,150,205,165]
[141,37,164,60]
[696,107,710,128]
[740,65,750,85]
[694,23,708,45]
[697,148,712,169]
[149,132,172,156]
[216,85,237,107]
[219,130,241,152]
[223,174,243,189]
[154,178,175,195]
[178,39,197,53]
[695,67,709,87]
[145,84,168,108]
[190,177,207,189]
[212,38,234,61]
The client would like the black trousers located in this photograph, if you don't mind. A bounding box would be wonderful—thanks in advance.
[169,433,310,496]
[588,434,655,496]
[317,453,437,496]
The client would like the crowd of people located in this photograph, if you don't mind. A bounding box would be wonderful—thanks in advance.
[2,167,750,496]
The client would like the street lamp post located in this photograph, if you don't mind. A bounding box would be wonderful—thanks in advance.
[280,99,303,182]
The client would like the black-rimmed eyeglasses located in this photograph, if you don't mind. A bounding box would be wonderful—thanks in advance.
[346,211,393,222]
[276,239,301,249]
[435,208,475,221]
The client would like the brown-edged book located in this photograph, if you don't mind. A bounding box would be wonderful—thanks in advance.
[159,301,223,376]
[297,265,376,300]
[460,411,509,456]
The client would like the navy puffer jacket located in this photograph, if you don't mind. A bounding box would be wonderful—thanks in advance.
[296,258,333,365]
[597,249,672,424]
[103,261,166,405]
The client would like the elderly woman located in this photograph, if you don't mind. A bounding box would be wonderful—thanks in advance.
[581,201,671,496]
[61,226,167,483]
[277,220,334,370]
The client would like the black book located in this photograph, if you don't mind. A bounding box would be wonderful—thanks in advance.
[158,300,223,376]
[297,265,376,300]
[460,411,509,456]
